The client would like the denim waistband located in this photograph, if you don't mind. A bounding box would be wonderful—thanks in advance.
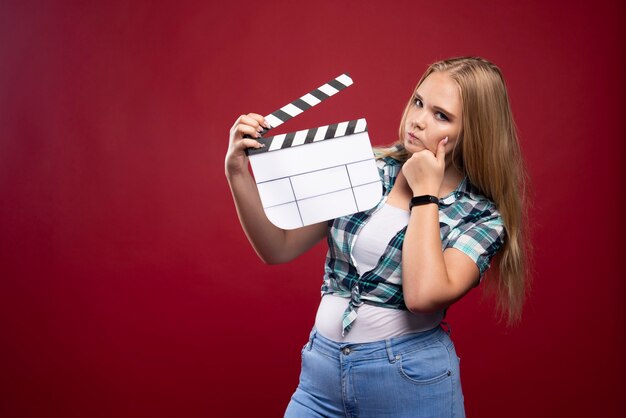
[304,324,451,363]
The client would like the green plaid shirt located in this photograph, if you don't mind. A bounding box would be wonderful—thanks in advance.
[321,156,505,335]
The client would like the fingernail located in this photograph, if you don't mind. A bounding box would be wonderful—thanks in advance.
[257,126,263,132]
[443,137,449,144]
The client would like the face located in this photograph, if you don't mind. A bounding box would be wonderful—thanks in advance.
[403,71,463,160]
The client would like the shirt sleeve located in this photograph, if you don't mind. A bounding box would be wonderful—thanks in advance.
[445,211,506,278]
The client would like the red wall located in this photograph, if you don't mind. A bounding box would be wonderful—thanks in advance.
[1,1,624,417]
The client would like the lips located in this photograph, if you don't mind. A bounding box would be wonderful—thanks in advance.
[407,132,421,144]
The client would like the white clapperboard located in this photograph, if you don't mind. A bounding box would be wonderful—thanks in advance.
[246,74,383,229]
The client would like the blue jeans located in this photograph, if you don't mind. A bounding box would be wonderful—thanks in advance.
[284,325,465,417]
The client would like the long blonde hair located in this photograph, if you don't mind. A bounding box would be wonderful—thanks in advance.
[381,57,531,325]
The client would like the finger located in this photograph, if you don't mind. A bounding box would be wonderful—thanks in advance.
[239,115,265,133]
[436,137,448,164]
[247,113,271,129]
[236,137,265,150]
[230,113,269,132]
[235,124,262,139]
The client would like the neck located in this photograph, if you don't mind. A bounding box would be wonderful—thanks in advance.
[440,165,464,197]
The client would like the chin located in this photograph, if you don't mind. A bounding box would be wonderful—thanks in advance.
[404,141,422,154]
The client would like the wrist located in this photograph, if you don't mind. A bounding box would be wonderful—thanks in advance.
[411,187,439,197]
[407,179,440,197]
[409,195,440,211]
[225,165,249,181]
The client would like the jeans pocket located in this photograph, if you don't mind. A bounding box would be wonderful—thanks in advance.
[397,341,452,385]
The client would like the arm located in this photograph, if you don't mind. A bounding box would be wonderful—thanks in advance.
[225,113,326,264]
[401,138,480,313]
[402,204,480,313]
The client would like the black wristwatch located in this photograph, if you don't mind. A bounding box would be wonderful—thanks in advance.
[409,195,439,210]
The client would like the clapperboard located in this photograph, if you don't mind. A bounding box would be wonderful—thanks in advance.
[247,74,383,230]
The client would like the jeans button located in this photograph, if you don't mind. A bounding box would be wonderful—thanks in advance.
[342,347,351,355]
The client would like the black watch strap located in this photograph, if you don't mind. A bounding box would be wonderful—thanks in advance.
[409,195,439,210]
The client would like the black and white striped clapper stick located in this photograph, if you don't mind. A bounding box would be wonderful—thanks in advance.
[259,73,353,136]
[247,118,368,156]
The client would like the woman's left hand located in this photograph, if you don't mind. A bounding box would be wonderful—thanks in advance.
[402,137,448,196]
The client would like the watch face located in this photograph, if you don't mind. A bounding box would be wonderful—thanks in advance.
[410,195,439,209]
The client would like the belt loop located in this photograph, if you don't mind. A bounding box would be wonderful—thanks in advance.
[385,338,396,363]
[440,321,452,335]
[307,329,316,351]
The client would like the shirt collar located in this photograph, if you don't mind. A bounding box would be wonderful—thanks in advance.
[440,177,470,206]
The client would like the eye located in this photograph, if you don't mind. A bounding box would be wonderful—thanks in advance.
[435,111,449,121]
[413,97,423,107]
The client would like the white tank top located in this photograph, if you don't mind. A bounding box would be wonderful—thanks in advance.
[315,203,443,343]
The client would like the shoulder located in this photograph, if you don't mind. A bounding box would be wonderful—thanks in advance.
[371,147,403,192]
[441,178,505,277]
[373,147,405,174]
[441,177,501,223]
[373,148,402,166]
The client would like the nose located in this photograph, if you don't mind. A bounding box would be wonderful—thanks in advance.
[410,110,426,131]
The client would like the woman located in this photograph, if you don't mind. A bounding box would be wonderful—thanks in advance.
[225,57,529,417]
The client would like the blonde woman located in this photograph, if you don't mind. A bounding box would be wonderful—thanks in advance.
[225,57,529,417]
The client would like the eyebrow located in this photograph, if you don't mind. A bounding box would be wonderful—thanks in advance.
[415,93,457,120]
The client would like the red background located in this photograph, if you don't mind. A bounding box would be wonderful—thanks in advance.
[1,1,624,417]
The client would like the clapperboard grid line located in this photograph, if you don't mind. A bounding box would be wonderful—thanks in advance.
[257,156,380,210]
[286,177,304,228]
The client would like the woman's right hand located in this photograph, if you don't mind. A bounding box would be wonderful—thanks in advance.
[225,113,270,178]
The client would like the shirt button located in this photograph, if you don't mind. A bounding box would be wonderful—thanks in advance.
[342,347,351,355]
